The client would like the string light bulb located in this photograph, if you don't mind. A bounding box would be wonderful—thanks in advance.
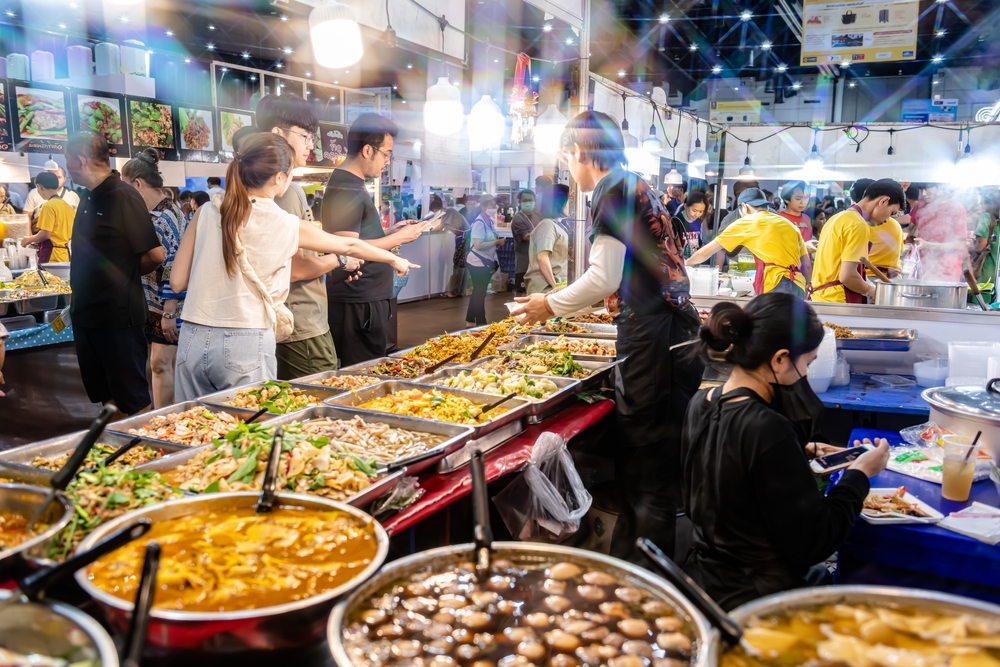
[805,130,823,167]
[738,142,756,179]
[689,118,710,165]
[643,103,662,154]
[309,0,363,68]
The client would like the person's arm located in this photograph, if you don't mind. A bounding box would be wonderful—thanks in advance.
[170,209,199,294]
[139,246,166,274]
[537,252,556,287]
[289,251,363,282]
[297,220,417,275]
[839,261,873,298]
[20,229,52,245]
[686,239,723,266]
[472,221,505,250]
[512,235,626,323]
[800,252,812,282]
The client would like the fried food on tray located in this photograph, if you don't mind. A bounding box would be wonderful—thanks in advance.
[572,312,614,324]
[29,442,167,470]
[409,332,520,363]
[307,374,382,390]
[357,388,509,425]
[824,321,855,338]
[477,349,592,379]
[366,357,442,378]
[862,486,928,517]
[126,406,243,445]
[300,415,448,464]
[541,317,589,334]
[432,368,561,402]
[222,380,323,414]
[524,335,616,356]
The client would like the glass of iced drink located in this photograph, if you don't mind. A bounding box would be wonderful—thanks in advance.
[940,434,982,502]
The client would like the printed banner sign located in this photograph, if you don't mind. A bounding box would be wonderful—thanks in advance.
[800,0,918,66]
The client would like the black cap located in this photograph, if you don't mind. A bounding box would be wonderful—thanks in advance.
[737,187,770,208]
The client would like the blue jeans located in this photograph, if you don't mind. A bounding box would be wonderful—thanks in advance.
[174,322,276,402]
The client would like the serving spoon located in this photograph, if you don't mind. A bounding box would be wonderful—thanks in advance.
[256,427,285,515]
[470,448,492,580]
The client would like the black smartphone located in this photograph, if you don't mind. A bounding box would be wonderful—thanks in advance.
[809,443,874,474]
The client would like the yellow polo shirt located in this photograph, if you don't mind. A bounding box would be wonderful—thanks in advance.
[868,218,904,275]
[715,211,808,293]
[36,197,75,262]
[811,208,870,303]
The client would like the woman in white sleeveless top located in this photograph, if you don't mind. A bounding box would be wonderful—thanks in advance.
[171,133,415,400]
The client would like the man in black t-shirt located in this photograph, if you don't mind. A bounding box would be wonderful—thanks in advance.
[65,131,164,415]
[322,114,428,366]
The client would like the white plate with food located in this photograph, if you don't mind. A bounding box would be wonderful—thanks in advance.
[861,486,943,524]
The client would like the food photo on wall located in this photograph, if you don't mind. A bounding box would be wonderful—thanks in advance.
[71,91,127,157]
[126,96,178,160]
[11,82,69,152]
[177,105,220,161]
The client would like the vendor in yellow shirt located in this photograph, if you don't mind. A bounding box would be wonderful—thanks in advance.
[849,178,904,278]
[686,187,811,298]
[810,179,905,303]
[19,171,74,263]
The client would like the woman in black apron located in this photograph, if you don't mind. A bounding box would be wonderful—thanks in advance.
[680,293,889,610]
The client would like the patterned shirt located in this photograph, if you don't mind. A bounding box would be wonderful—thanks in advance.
[142,198,187,314]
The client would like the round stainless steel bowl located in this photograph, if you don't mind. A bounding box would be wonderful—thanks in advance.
[74,491,389,656]
[328,541,716,667]
[0,484,73,583]
[0,588,118,667]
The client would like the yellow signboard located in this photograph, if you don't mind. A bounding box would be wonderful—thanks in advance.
[800,0,918,66]
[709,100,762,124]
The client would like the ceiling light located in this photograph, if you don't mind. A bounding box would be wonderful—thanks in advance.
[848,81,856,87]
[119,15,129,23]
[933,79,939,85]
[392,84,397,89]
[283,47,293,54]
[740,10,752,21]
[642,114,662,154]
[689,127,710,166]
[936,29,946,37]
[249,74,257,81]
[565,37,573,44]
[543,23,552,32]
[617,69,626,77]
[184,58,191,63]
[310,0,364,69]
[407,63,413,69]
[5,11,14,17]
[425,77,464,136]
[220,67,228,72]
[58,23,66,28]
[275,61,282,68]
[69,3,77,7]
[689,43,698,51]
[241,51,250,59]
[739,156,756,179]
[712,65,722,74]
[840,61,850,68]
[761,42,771,50]
[493,58,498,63]
[532,75,540,82]
[280,15,288,21]
[306,71,311,76]
[334,80,339,84]
[414,140,421,150]
[206,43,215,50]
[932,54,944,63]
[470,94,505,150]
[805,133,823,167]
[662,165,682,185]
[208,24,215,30]
[777,64,787,72]
[936,0,947,4]
[659,14,669,23]
[792,82,801,89]
[402,100,406,103]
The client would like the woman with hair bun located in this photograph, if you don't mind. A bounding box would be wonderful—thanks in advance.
[681,293,889,610]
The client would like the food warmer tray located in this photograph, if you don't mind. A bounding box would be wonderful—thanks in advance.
[323,380,530,470]
[422,367,582,425]
[105,401,263,445]
[198,380,349,414]
[0,431,187,484]
[291,369,384,387]
[463,355,615,391]
[138,442,407,509]
[261,405,474,475]
[0,294,9,317]
[388,334,530,361]
[835,327,918,351]
[14,292,60,314]
[498,334,618,363]
[341,356,462,378]
[528,322,618,340]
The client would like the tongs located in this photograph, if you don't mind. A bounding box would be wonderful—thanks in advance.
[470,449,492,580]
[256,427,285,515]
[478,392,518,417]
[121,541,161,667]
[424,353,461,375]
[964,269,990,311]
[469,331,497,362]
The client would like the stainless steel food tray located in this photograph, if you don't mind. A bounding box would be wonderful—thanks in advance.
[422,367,581,424]
[341,356,460,379]
[14,292,60,314]
[106,401,262,445]
[198,381,348,414]
[464,355,615,390]
[0,431,187,484]
[262,405,474,475]
[140,439,407,509]
[497,334,618,363]
[291,369,384,388]
[528,322,618,340]
[835,327,918,351]
[324,380,529,459]
[388,333,529,362]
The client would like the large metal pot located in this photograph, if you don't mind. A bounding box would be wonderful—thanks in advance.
[874,279,968,310]
[0,484,73,583]
[328,542,717,667]
[74,491,389,656]
[922,379,1000,462]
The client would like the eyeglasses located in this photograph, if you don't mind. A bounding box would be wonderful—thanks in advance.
[374,147,393,162]
[285,128,316,147]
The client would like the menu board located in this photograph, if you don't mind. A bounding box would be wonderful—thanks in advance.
[72,91,127,157]
[311,122,349,168]
[0,82,12,152]
[12,82,69,152]
[177,105,219,162]
[126,97,178,160]
[219,109,254,153]
[800,0,918,66]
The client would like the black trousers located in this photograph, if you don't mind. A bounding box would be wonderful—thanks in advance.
[74,324,151,415]
[609,307,703,564]
[328,299,390,367]
[466,266,494,325]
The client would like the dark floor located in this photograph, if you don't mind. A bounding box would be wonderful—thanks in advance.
[396,293,513,348]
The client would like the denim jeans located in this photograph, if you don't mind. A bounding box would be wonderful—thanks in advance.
[174,322,276,402]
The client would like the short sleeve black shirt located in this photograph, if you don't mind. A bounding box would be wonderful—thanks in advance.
[322,169,392,303]
[69,173,162,329]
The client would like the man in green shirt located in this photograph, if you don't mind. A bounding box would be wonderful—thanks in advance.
[973,191,1000,302]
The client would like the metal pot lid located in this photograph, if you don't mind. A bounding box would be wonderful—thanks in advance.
[923,379,1000,422]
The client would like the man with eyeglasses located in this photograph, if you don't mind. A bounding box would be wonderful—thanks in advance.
[256,94,355,379]
[322,113,429,366]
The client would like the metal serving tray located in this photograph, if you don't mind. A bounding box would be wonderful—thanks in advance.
[291,369,384,388]
[14,292,59,314]
[324,380,529,461]
[139,439,407,509]
[341,356,460,379]
[106,401,262,445]
[198,381,348,414]
[463,355,615,390]
[388,333,530,362]
[528,322,618,340]
[835,327,918,351]
[498,334,618,363]
[0,432,187,485]
[262,405,474,475]
[422,367,581,425]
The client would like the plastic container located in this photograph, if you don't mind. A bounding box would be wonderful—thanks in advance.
[913,358,949,388]
[688,266,719,296]
[808,375,833,394]
[831,355,851,387]
[949,342,1000,379]
[808,328,836,377]
[870,374,917,388]
[946,376,986,387]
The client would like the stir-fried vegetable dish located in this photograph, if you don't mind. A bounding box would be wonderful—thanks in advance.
[29,442,167,470]
[222,380,323,414]
[0,648,79,667]
[523,336,616,357]
[300,416,448,465]
[307,374,382,390]
[86,507,378,612]
[357,389,509,425]
[409,332,521,363]
[161,423,377,500]
[477,349,592,379]
[0,511,34,551]
[541,318,590,334]
[572,312,614,324]
[724,602,1000,667]
[433,369,561,402]
[125,406,243,445]
[367,357,441,378]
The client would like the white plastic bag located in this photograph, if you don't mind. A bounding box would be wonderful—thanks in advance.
[493,432,593,543]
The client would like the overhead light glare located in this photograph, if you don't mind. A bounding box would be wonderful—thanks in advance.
[310,0,364,68]
[543,23,552,32]
[740,10,752,21]
[761,42,771,50]
[659,14,669,23]
[712,65,722,74]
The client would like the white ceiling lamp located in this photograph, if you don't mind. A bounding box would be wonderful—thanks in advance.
[664,163,683,185]
[43,156,59,171]
[469,94,505,151]
[535,104,568,154]
[738,141,756,180]
[424,76,464,136]
[642,103,663,154]
[805,129,823,167]
[688,117,709,165]
[309,0,363,69]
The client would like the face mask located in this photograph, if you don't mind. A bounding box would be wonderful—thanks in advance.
[486,208,498,218]
[769,363,825,445]
[521,202,535,213]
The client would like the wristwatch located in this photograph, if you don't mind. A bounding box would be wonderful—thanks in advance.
[338,254,348,269]
[162,312,177,320]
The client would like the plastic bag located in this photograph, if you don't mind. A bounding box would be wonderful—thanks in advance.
[493,432,593,543]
